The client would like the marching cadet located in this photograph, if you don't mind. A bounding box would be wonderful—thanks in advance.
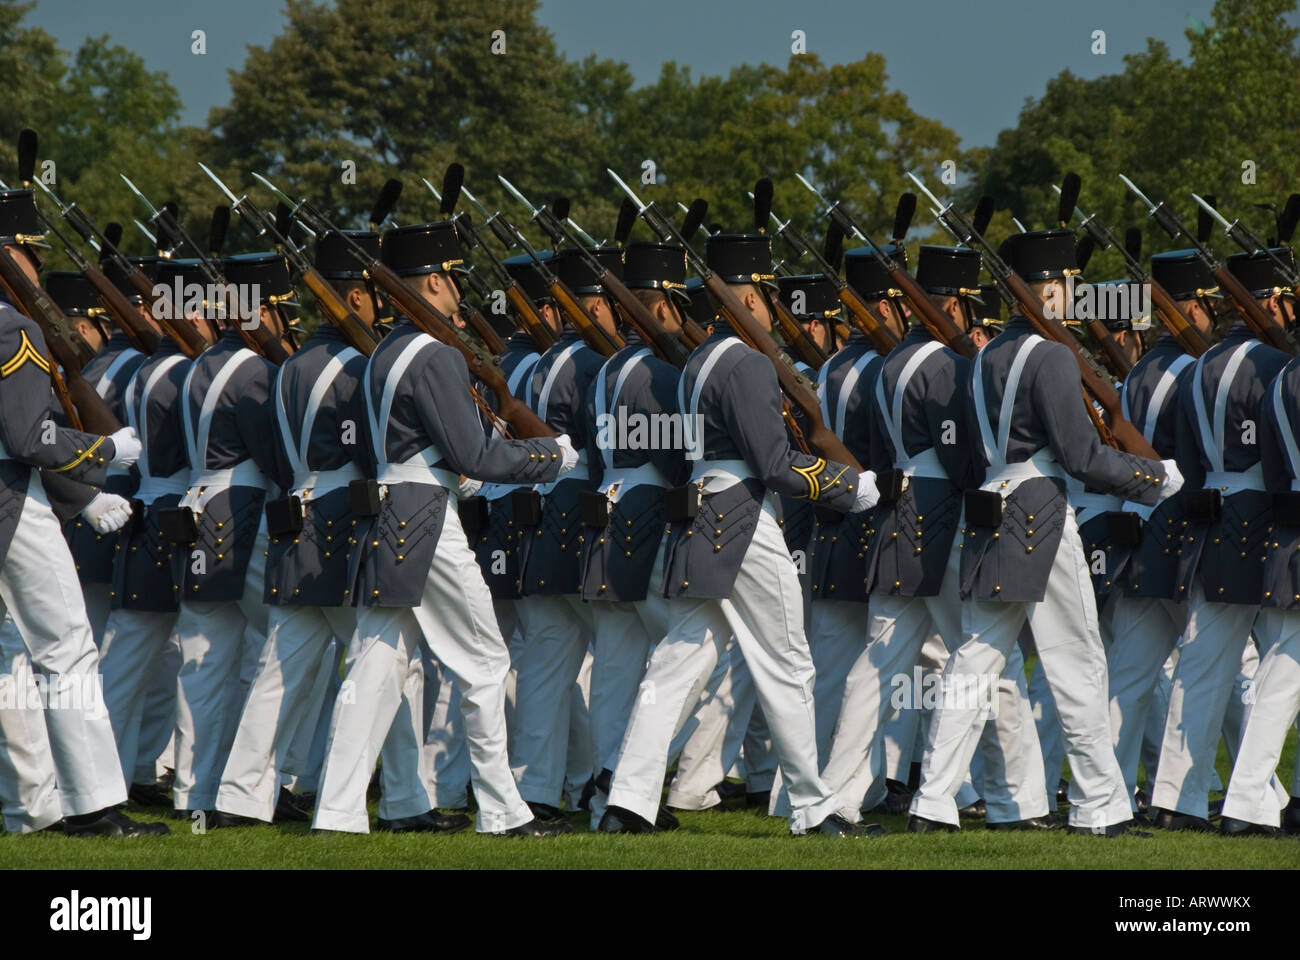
[168,252,293,818]
[579,241,690,826]
[1102,252,1215,819]
[509,247,610,820]
[99,257,210,806]
[1150,248,1292,831]
[47,271,148,645]
[1222,284,1300,834]
[0,188,166,836]
[311,220,577,836]
[908,230,1181,836]
[600,231,882,837]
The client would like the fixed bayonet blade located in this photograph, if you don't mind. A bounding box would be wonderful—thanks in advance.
[197,162,241,206]
[120,174,161,219]
[606,168,648,212]
[1192,193,1233,232]
[496,175,540,218]
[1119,174,1158,213]
[132,218,157,245]
[421,177,442,202]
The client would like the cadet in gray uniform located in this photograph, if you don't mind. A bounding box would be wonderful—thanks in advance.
[0,189,165,837]
[168,253,293,817]
[909,230,1178,836]
[601,232,881,837]
[1152,249,1292,830]
[580,241,690,827]
[312,221,576,836]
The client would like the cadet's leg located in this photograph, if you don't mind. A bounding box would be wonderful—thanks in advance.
[588,601,654,781]
[421,657,471,811]
[374,644,432,822]
[564,645,595,809]
[135,630,181,786]
[82,583,113,648]
[663,635,735,811]
[0,615,61,833]
[99,608,175,786]
[806,600,866,764]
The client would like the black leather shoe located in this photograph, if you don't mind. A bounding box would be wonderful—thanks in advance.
[1066,820,1151,838]
[1134,789,1150,814]
[987,813,1063,831]
[1207,796,1224,818]
[274,788,311,823]
[810,814,885,838]
[1283,797,1300,835]
[714,780,748,802]
[210,810,262,829]
[1219,816,1280,838]
[526,801,565,823]
[907,815,959,834]
[578,777,596,812]
[598,805,656,834]
[128,781,172,808]
[171,808,213,822]
[1056,779,1070,805]
[957,799,986,819]
[64,808,170,837]
[376,811,471,834]
[882,779,913,815]
[1132,810,1154,827]
[1154,810,1214,832]
[504,817,573,837]
[654,807,681,831]
[746,790,772,810]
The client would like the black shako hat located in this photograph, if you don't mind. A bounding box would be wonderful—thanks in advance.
[1083,279,1151,331]
[45,271,104,317]
[683,276,716,325]
[1227,247,1298,299]
[843,243,906,299]
[153,257,207,290]
[999,229,1080,282]
[623,242,688,293]
[916,245,983,300]
[502,250,555,303]
[222,251,298,308]
[1150,249,1220,301]
[381,222,465,277]
[316,230,379,281]
[776,274,841,319]
[0,189,48,249]
[976,283,1004,328]
[556,246,623,295]
[706,234,775,286]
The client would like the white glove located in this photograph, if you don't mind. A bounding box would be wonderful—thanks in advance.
[81,492,133,534]
[850,470,879,513]
[555,434,579,476]
[458,476,483,499]
[107,427,142,469]
[1157,459,1184,501]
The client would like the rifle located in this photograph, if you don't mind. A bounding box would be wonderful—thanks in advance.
[608,168,864,472]
[202,165,377,357]
[1053,177,1208,358]
[260,176,556,440]
[748,180,826,369]
[909,171,1159,460]
[1194,192,1300,304]
[1121,176,1296,355]
[496,177,624,357]
[123,174,290,364]
[495,178,689,368]
[797,174,977,358]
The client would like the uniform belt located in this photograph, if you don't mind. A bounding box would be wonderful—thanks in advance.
[376,446,459,491]
[897,446,948,480]
[600,462,671,495]
[537,455,588,496]
[980,450,1065,491]
[134,471,190,504]
[689,458,755,491]
[1070,491,1123,522]
[478,482,517,502]
[1204,465,1266,494]
[292,463,364,499]
[180,461,269,512]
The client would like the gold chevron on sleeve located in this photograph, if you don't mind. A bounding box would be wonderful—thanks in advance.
[0,330,51,378]
[49,435,106,473]
[791,457,826,500]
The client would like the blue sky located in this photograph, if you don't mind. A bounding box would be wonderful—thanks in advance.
[29,0,1229,147]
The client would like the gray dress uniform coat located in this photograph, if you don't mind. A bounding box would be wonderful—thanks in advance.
[64,329,146,582]
[1260,356,1300,609]
[661,328,863,600]
[356,320,561,608]
[174,327,285,602]
[516,327,604,596]
[0,294,116,565]
[959,316,1167,603]
[471,331,542,599]
[866,325,976,598]
[807,331,882,604]
[579,336,687,602]
[1113,334,1197,601]
[264,323,369,608]
[1171,323,1290,605]
[112,336,191,612]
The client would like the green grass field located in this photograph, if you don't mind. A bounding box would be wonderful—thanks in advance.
[3,731,1296,870]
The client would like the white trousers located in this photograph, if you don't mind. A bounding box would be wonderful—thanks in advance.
[100,608,180,786]
[564,649,594,808]
[422,654,471,809]
[1221,608,1300,825]
[0,615,60,832]
[805,601,867,765]
[313,503,532,834]
[663,636,738,810]
[0,474,125,816]
[608,500,844,833]
[83,583,113,648]
[912,511,1129,829]
[171,527,269,811]
[510,594,595,807]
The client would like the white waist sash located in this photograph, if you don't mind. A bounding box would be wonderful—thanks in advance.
[690,458,755,490]
[135,471,190,504]
[180,460,270,512]
[377,446,459,491]
[898,446,948,480]
[1203,464,1266,495]
[292,464,364,499]
[600,462,671,495]
[980,449,1066,492]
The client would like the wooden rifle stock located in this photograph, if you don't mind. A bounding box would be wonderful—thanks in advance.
[769,294,828,369]
[296,263,378,357]
[503,283,556,351]
[461,303,505,355]
[888,267,978,360]
[80,263,159,354]
[837,284,900,354]
[548,279,623,357]
[1212,264,1297,356]
[701,273,863,472]
[1149,280,1209,357]
[1086,315,1134,378]
[364,260,556,439]
[121,268,207,358]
